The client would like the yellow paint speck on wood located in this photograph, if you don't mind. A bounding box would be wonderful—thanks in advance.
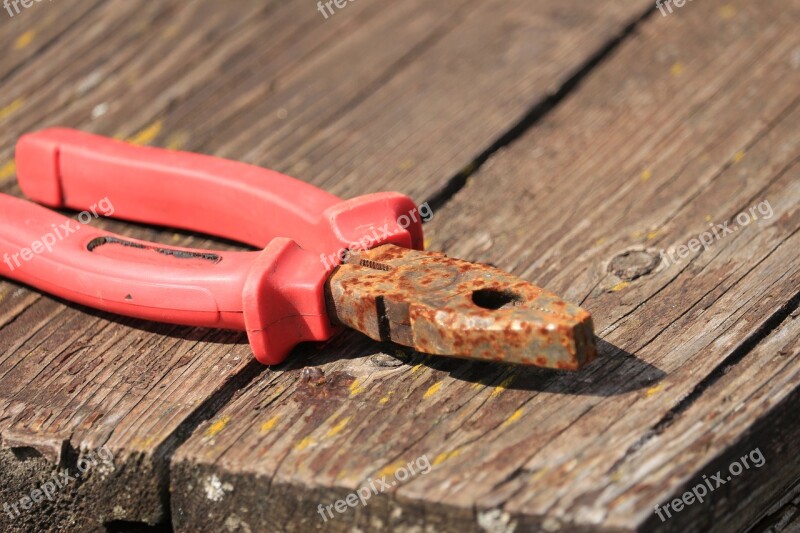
[205,416,230,437]
[433,448,461,466]
[379,391,394,405]
[326,417,351,438]
[14,30,35,50]
[719,4,737,19]
[645,383,665,397]
[647,230,659,240]
[611,281,630,292]
[0,97,25,121]
[294,436,315,450]
[349,379,365,396]
[128,120,163,146]
[640,169,652,182]
[423,381,443,399]
[376,461,406,479]
[0,161,16,182]
[670,62,685,77]
[732,150,746,163]
[490,375,516,398]
[501,408,524,427]
[260,416,280,433]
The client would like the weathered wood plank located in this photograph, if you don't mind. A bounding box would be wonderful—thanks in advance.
[171,0,800,531]
[0,0,654,530]
[0,0,101,82]
[0,0,655,202]
[207,0,654,201]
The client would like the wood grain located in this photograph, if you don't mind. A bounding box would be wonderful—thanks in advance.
[0,0,655,530]
[171,0,800,531]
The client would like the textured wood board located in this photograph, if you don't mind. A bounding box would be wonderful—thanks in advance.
[0,0,102,81]
[0,0,654,202]
[171,0,800,531]
[0,0,655,530]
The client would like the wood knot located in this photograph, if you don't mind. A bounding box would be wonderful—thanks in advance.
[607,249,660,281]
[370,353,403,368]
[300,367,326,386]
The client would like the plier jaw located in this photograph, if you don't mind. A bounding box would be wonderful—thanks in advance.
[326,244,596,369]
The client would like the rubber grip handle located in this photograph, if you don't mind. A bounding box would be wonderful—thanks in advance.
[0,193,336,364]
[15,128,425,256]
[0,192,254,329]
[15,128,341,250]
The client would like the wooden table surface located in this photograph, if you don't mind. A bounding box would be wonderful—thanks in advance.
[0,1,798,531]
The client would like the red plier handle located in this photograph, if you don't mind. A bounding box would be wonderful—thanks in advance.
[1,128,424,364]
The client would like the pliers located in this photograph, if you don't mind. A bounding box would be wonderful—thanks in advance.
[0,128,596,369]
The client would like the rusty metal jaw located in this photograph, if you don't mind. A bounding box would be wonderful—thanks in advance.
[324,244,597,370]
